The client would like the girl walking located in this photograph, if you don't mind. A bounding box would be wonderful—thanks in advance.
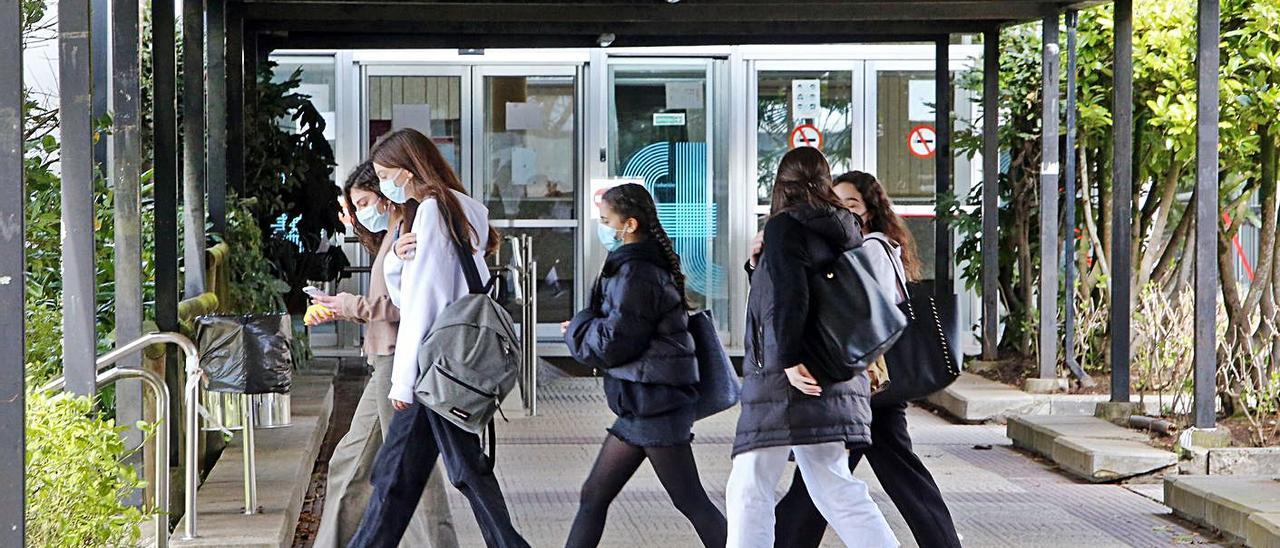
[562,183,728,548]
[309,162,457,548]
[773,171,960,548]
[347,128,528,548]
[726,149,897,548]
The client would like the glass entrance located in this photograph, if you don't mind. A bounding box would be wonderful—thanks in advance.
[603,61,732,331]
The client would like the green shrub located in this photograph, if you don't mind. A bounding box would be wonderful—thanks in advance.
[25,391,152,547]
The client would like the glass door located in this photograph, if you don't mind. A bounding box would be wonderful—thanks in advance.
[601,60,732,331]
[363,66,470,178]
[472,66,581,336]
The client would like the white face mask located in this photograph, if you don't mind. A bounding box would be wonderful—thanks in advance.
[378,169,410,204]
[355,203,389,233]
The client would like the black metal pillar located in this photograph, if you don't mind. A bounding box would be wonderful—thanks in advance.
[154,0,179,359]
[0,1,26,541]
[1063,10,1080,378]
[183,0,207,297]
[981,29,1000,361]
[1038,15,1060,380]
[207,0,228,234]
[60,0,98,395]
[111,0,145,505]
[227,3,245,194]
[1193,0,1220,429]
[934,38,953,296]
[1110,0,1135,402]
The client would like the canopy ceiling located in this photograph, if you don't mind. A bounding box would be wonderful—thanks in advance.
[245,0,1106,50]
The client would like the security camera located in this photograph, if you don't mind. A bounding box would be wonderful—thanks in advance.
[597,33,616,48]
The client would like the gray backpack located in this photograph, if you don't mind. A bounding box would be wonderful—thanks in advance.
[414,232,521,437]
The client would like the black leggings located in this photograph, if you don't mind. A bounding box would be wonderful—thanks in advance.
[565,433,728,548]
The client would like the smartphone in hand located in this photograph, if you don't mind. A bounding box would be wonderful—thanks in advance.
[303,286,327,299]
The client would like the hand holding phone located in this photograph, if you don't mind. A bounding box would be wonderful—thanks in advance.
[303,286,327,299]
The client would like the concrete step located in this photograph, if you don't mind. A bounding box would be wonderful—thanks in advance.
[1250,513,1280,548]
[171,374,334,547]
[927,373,1160,423]
[1007,415,1177,482]
[1165,475,1280,545]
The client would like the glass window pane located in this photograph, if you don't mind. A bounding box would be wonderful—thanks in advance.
[496,228,576,324]
[876,70,936,203]
[481,76,577,220]
[755,71,854,208]
[366,75,465,178]
[607,66,728,326]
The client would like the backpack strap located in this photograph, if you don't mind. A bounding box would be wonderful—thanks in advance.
[448,219,492,296]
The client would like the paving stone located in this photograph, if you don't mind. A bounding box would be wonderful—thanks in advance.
[1165,475,1280,544]
[1207,448,1280,476]
[926,373,1040,422]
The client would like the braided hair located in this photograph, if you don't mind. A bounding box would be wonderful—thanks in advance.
[600,183,690,309]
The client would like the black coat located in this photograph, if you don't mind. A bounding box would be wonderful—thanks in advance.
[566,239,700,388]
[733,205,872,456]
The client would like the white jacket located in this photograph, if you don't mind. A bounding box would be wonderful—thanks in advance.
[384,190,492,403]
[862,232,907,305]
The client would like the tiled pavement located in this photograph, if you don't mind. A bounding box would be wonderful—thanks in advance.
[442,378,1222,547]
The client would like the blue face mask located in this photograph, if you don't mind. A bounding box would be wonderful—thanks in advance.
[379,169,410,204]
[596,222,624,252]
[355,203,390,233]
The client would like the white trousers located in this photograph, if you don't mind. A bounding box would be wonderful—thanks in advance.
[725,442,898,548]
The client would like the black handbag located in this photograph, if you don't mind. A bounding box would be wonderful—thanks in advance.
[867,239,962,405]
[804,241,908,384]
[688,310,740,420]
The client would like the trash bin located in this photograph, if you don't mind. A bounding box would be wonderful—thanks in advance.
[195,314,295,430]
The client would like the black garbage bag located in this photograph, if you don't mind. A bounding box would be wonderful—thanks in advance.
[195,314,294,395]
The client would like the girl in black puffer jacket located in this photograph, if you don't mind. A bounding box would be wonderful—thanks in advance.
[563,184,727,548]
[725,148,897,548]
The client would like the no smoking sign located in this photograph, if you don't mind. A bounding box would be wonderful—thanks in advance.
[908,125,936,159]
[789,124,823,150]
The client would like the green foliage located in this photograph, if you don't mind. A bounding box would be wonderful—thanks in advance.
[217,197,289,314]
[25,392,151,547]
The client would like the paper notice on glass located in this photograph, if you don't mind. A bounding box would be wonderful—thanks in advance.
[665,82,704,110]
[908,80,936,121]
[392,104,433,136]
[791,79,821,120]
[511,147,537,186]
[505,102,543,131]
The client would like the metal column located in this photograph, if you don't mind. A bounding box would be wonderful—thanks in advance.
[112,0,146,504]
[1038,15,1060,380]
[207,0,228,234]
[183,0,207,297]
[981,29,1000,361]
[1063,10,1081,379]
[91,0,109,166]
[934,38,953,295]
[0,1,26,541]
[1110,0,1135,402]
[226,4,245,194]
[60,0,98,395]
[1193,0,1220,429]
[153,0,181,463]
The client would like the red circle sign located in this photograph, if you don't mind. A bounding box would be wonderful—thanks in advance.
[908,125,937,159]
[789,124,823,150]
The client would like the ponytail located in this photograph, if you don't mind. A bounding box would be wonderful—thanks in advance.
[601,183,690,309]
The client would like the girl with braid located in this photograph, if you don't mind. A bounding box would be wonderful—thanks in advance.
[562,183,728,547]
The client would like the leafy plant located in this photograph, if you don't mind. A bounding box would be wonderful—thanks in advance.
[25,392,152,547]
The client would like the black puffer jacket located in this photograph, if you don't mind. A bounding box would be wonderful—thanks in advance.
[733,205,870,456]
[566,239,699,412]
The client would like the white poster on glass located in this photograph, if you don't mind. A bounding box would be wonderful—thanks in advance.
[791,79,821,120]
[505,102,544,131]
[392,104,433,136]
[511,147,537,186]
[908,80,937,121]
[665,82,704,110]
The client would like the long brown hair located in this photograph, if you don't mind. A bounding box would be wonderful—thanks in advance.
[835,171,922,281]
[369,128,500,256]
[769,147,844,215]
[601,183,689,309]
[342,161,394,255]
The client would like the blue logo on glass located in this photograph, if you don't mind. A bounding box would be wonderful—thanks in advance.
[621,142,725,299]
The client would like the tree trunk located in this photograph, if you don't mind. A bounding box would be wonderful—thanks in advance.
[1138,163,1184,290]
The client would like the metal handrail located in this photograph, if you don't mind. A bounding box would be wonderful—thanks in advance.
[39,331,199,548]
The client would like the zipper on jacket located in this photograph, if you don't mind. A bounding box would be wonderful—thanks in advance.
[435,366,497,398]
